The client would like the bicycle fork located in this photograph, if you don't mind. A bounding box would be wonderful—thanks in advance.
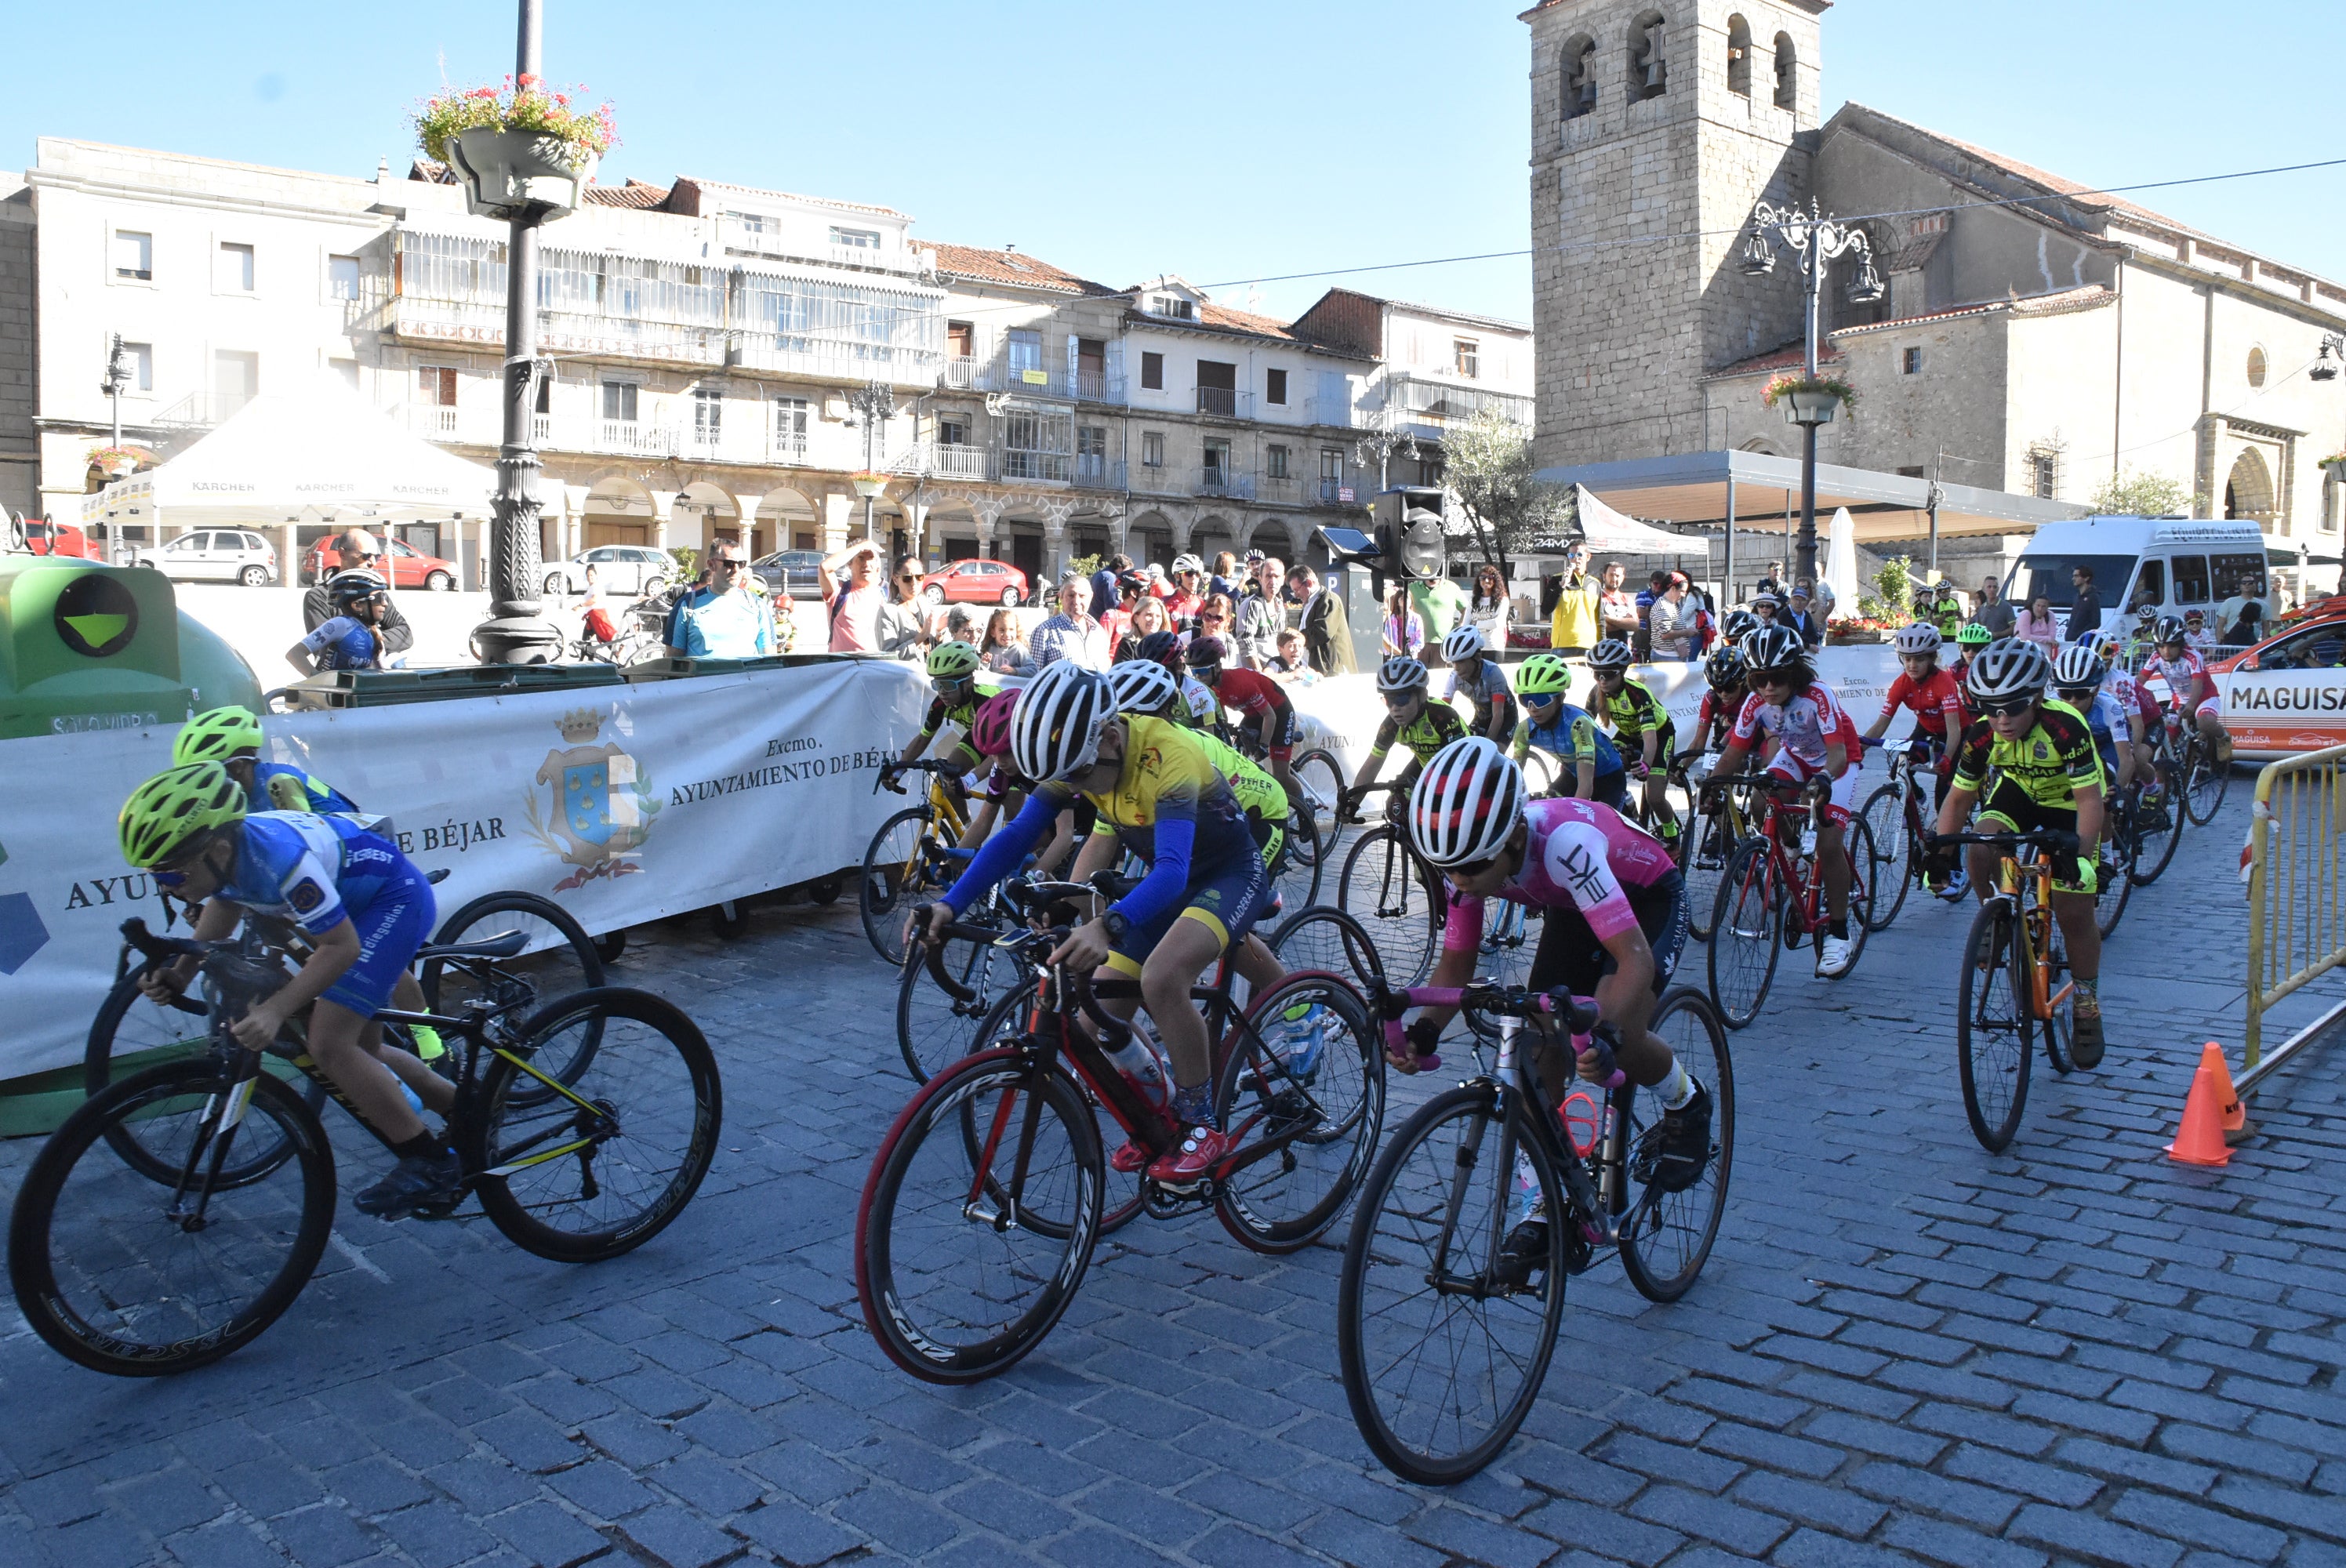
[174,1049,264,1231]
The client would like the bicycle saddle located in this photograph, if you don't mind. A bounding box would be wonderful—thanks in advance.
[415,929,529,963]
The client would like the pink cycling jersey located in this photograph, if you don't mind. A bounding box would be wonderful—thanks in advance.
[1442,797,1677,954]
[1730,683,1861,782]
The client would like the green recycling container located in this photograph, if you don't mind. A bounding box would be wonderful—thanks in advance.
[0,557,260,741]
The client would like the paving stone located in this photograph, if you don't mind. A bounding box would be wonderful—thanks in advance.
[613,1504,739,1568]
[729,1501,866,1566]
[2008,1501,2185,1568]
[1732,1471,1891,1538]
[162,1523,289,1568]
[483,1500,611,1568]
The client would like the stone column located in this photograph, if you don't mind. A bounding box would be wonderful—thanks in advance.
[903,499,935,568]
[823,488,855,553]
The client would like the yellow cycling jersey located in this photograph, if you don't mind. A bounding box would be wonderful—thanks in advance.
[1037,713,1257,869]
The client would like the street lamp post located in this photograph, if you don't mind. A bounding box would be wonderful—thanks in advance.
[1355,402,1418,494]
[846,379,893,546]
[1739,199,1884,586]
[99,333,129,564]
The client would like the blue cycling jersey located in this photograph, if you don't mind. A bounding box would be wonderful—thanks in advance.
[216,812,417,937]
[2072,690,2126,746]
[247,762,359,816]
[1516,702,1625,777]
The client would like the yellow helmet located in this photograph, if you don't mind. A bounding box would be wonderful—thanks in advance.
[119,762,245,869]
[172,706,263,767]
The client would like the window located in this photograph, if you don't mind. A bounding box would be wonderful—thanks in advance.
[216,242,255,294]
[2212,553,2269,603]
[1726,16,1752,97]
[328,254,361,301]
[1629,12,1669,101]
[1077,425,1109,483]
[1267,444,1291,479]
[946,321,974,358]
[1152,295,1195,321]
[830,227,881,249]
[2247,347,2268,388]
[212,350,258,409]
[2171,554,2210,604]
[1203,438,1233,483]
[1454,339,1481,379]
[1773,32,1797,110]
[692,387,723,442]
[1007,328,1044,383]
[1320,448,1343,480]
[112,230,152,281]
[1197,359,1237,417]
[937,415,968,445]
[727,210,768,238]
[2030,452,2057,499]
[2128,557,2166,608]
[775,397,809,456]
[1142,431,1166,468]
[1902,347,1923,375]
[417,366,458,407]
[601,380,639,423]
[1560,35,1597,122]
[1141,352,1164,390]
[1266,368,1288,405]
[119,341,153,392]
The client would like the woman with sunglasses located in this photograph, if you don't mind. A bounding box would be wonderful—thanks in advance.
[117,764,461,1219]
[1117,593,1170,664]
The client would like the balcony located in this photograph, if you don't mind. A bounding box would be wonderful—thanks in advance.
[942,356,983,390]
[888,441,990,481]
[717,218,931,279]
[598,419,678,459]
[1076,368,1121,403]
[410,404,461,438]
[1075,455,1122,490]
[1302,394,1360,429]
[1003,363,1074,399]
[1196,387,1253,419]
[1000,449,1073,485]
[1199,466,1255,501]
[1387,374,1532,428]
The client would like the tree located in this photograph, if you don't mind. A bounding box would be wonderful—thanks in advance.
[1440,406,1574,578]
[2088,467,2192,519]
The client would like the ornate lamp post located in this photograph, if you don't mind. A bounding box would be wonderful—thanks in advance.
[845,379,894,546]
[1354,403,1418,494]
[1740,199,1884,586]
[2310,332,2345,383]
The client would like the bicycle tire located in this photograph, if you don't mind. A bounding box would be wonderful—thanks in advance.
[1214,973,1383,1254]
[1618,988,1734,1303]
[9,1062,335,1377]
[426,891,607,1091]
[1338,825,1443,987]
[471,988,722,1264]
[895,926,1019,1083]
[2184,741,2229,826]
[857,1051,1102,1384]
[1337,1084,1565,1486]
[2127,771,2184,885]
[1289,748,1345,866]
[1858,785,1910,932]
[957,988,1144,1237]
[1707,840,1781,1029]
[1267,906,1388,993]
[2035,901,2075,1076]
[1681,804,1739,943]
[2093,840,2132,940]
[859,807,938,965]
[1957,900,2032,1152]
[1275,804,1325,912]
[1829,818,1879,978]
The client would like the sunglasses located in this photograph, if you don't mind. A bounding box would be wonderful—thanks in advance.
[1978,698,2036,717]
[1382,690,1424,707]
[1446,854,1502,880]
[931,675,970,694]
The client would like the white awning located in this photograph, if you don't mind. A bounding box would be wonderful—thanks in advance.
[1573,485,1709,554]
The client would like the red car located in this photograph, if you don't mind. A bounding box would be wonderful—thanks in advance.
[303,535,461,590]
[13,518,93,557]
[917,557,1030,608]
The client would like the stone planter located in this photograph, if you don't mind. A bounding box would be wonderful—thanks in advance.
[445,128,597,222]
[1828,630,1889,644]
[1781,387,1842,426]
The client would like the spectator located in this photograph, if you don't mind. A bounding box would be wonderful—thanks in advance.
[820,539,887,652]
[873,557,928,660]
[1030,576,1111,669]
[1292,564,1356,675]
[1267,628,1310,677]
[1209,550,1240,601]
[1098,575,1139,651]
[1781,585,1825,648]
[1409,570,1469,649]
[1119,593,1171,662]
[1236,564,1283,669]
[663,564,714,653]
[1193,594,1237,659]
[1755,558,1787,602]
[1749,591,1781,626]
[1598,561,1640,642]
[979,607,1033,677]
[302,529,415,656]
[2014,593,2061,656]
[1090,552,1130,619]
[940,602,980,649]
[1975,574,2017,637]
[1468,561,1512,652]
[1382,584,1425,659]
[2223,601,2265,648]
[578,564,616,646]
[674,543,775,658]
[1927,579,1966,637]
[1549,544,1600,655]
[2069,564,2104,638]
[1166,557,1205,624]
[1634,568,1669,659]
[1647,572,1701,660]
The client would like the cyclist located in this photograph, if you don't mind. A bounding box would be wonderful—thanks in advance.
[172,706,360,815]
[1395,738,1710,1277]
[1720,609,1760,648]
[2143,615,2233,765]
[2122,604,2162,672]
[1185,636,1303,808]
[1442,623,1518,746]
[2181,608,2217,655]
[1680,644,1752,760]
[1948,620,1995,693]
[2090,630,2166,823]
[2055,641,2137,800]
[288,570,390,675]
[1340,655,1468,824]
[1509,652,1629,810]
[1861,623,1966,818]
[1928,638,2108,1066]
[885,641,989,781]
[952,688,1079,874]
[1705,625,1865,976]
[1137,630,1218,728]
[915,662,1281,1184]
[1585,638,1681,848]
[1166,554,1206,626]
[117,764,461,1217]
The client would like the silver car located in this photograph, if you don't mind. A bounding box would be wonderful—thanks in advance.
[543,543,673,597]
[132,528,278,586]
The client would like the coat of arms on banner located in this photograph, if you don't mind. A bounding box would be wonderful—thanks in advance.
[525,709,660,891]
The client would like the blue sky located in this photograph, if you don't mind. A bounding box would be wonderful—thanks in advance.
[10,2,2340,326]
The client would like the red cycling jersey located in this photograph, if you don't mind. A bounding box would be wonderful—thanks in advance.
[1879,667,1966,739]
[1208,666,1289,722]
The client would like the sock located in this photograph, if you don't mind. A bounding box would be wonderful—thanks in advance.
[1171,1082,1213,1127]
[409,1025,445,1062]
[1655,1062,1694,1110]
[2073,975,2101,1015]
[1828,918,1849,941]
[391,1130,446,1162]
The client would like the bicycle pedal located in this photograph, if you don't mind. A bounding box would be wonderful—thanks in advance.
[409,1197,466,1222]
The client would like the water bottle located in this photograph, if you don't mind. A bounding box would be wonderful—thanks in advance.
[1511,1150,1542,1226]
[398,1080,426,1117]
[1799,820,1818,857]
[1102,1014,1171,1117]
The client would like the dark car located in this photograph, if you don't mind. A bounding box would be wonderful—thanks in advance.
[750,550,832,600]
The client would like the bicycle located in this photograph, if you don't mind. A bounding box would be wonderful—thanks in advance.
[2170,711,2231,826]
[1934,827,2094,1151]
[10,917,722,1376]
[1855,737,1970,931]
[1229,724,1346,877]
[1671,753,1754,942]
[1335,780,1449,987]
[1337,978,1733,1484]
[1701,774,1879,1029]
[862,759,978,965]
[855,877,1382,1383]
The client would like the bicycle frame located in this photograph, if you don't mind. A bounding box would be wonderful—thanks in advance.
[1733,784,1835,936]
[1993,854,2073,1024]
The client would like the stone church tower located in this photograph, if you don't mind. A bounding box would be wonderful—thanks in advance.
[1525,0,1828,468]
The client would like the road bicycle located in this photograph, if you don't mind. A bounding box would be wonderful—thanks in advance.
[1935,828,2095,1152]
[1337,978,1733,1485]
[862,759,978,965]
[1671,753,1755,942]
[10,917,721,1376]
[1701,774,1879,1029]
[2168,710,2231,826]
[855,877,1382,1383]
[1335,780,1449,987]
[1228,724,1346,877]
[1855,738,1957,932]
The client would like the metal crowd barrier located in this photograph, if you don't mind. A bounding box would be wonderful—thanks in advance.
[2240,743,2346,1093]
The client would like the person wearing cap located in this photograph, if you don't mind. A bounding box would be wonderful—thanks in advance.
[301,529,415,656]
[676,542,774,659]
[1781,585,1825,648]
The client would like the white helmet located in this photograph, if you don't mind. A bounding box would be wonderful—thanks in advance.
[1011,659,1119,782]
[1106,658,1182,717]
[1408,738,1526,869]
[1892,622,1942,657]
[1585,637,1633,672]
[2051,641,2105,691]
[1963,638,2052,706]
[1377,655,1429,695]
[1171,554,1204,576]
[1440,623,1486,663]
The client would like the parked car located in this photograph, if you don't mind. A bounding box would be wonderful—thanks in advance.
[750,550,833,601]
[300,535,460,590]
[9,517,93,558]
[131,528,279,586]
[2203,604,2346,760]
[917,557,1029,607]
[543,544,674,597]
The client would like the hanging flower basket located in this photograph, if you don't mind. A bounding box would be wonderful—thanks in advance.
[85,444,156,479]
[2318,452,2346,474]
[416,76,616,222]
[1762,373,1858,426]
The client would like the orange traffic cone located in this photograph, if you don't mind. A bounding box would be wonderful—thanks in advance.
[2192,1041,2254,1145]
[2165,1048,2233,1167]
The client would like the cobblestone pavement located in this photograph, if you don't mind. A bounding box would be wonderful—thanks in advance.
[2,782,2341,1568]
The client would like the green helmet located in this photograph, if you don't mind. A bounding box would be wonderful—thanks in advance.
[927,641,982,681]
[172,706,263,767]
[1513,652,1573,698]
[1954,621,1994,649]
[120,762,245,869]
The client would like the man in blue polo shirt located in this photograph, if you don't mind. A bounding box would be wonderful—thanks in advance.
[677,542,773,658]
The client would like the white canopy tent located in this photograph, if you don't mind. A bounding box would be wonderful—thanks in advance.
[1573,485,1710,556]
[82,383,497,582]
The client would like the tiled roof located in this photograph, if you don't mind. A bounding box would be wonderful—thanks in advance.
[407,158,457,185]
[1200,301,1298,339]
[584,179,672,210]
[928,243,1118,296]
[1704,341,1845,379]
[1706,285,2118,376]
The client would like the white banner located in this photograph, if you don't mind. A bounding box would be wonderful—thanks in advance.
[0,660,925,1080]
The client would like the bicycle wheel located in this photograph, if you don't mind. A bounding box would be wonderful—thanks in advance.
[82,973,319,1185]
[9,1062,335,1377]
[2184,740,2229,826]
[2036,903,2075,1076]
[1829,818,1878,976]
[895,927,1022,1084]
[1858,785,1910,932]
[1339,826,1444,987]
[471,988,721,1263]
[857,1053,1102,1384]
[1214,974,1383,1254]
[1267,906,1388,993]
[1337,1086,1565,1486]
[1956,900,2032,1152]
[959,989,1145,1236]
[1274,807,1324,912]
[2093,841,2132,940]
[1681,806,1739,943]
[1707,841,1781,1029]
[1289,749,1345,864]
[859,807,937,965]
[426,892,607,1089]
[1618,989,1734,1303]
[2128,771,2184,886]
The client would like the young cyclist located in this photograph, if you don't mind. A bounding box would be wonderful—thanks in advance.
[117,764,461,1217]
[2142,615,2232,765]
[914,662,1281,1183]
[1862,623,1966,815]
[1585,638,1681,847]
[1509,652,1629,810]
[1341,656,1469,823]
[2181,608,2216,655]
[2121,604,2163,672]
[172,706,360,815]
[1948,620,1994,691]
[289,571,390,676]
[2054,641,2136,797]
[887,641,990,779]
[1705,625,1865,976]
[1680,644,1752,760]
[2086,630,2158,804]
[1441,623,1518,746]
[1929,639,2108,1065]
[1185,636,1302,807]
[1136,630,1218,728]
[1396,737,1710,1282]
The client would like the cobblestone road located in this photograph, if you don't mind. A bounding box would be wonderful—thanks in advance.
[2,782,2340,1568]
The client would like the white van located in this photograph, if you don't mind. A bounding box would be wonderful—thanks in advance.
[2002,516,2268,640]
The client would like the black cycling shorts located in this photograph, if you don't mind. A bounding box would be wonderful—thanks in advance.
[1525,871,1689,1000]
[1974,779,2094,895]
